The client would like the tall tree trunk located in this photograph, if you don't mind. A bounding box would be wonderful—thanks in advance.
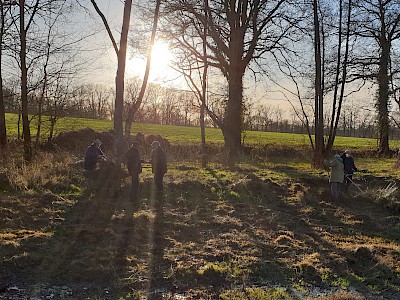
[325,0,352,155]
[36,41,50,147]
[20,0,32,162]
[313,0,324,167]
[125,0,160,141]
[200,0,208,168]
[378,40,390,155]
[224,25,245,164]
[115,0,132,163]
[124,105,134,140]
[125,103,139,140]
[225,68,244,162]
[0,5,6,147]
[0,59,5,147]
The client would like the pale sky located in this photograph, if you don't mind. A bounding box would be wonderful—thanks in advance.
[82,0,185,88]
[80,0,375,117]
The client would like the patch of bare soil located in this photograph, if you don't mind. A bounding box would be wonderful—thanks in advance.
[0,167,399,299]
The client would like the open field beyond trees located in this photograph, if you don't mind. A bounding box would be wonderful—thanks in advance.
[1,117,400,299]
[5,113,400,151]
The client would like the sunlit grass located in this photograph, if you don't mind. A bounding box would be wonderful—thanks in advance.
[5,113,400,150]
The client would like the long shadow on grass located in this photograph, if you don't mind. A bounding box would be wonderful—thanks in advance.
[4,162,158,298]
[265,178,400,298]
[153,177,295,297]
[4,167,398,299]
[146,186,167,300]
[161,169,400,298]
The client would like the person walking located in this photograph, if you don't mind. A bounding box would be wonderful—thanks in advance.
[341,149,358,192]
[150,141,167,191]
[324,154,344,201]
[125,141,142,202]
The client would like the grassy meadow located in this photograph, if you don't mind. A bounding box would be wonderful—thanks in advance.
[1,113,400,299]
[5,112,400,179]
[5,113,400,151]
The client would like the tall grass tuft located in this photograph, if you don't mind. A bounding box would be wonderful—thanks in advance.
[2,146,82,193]
[370,181,400,212]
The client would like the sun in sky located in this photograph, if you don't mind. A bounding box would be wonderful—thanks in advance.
[126,40,175,83]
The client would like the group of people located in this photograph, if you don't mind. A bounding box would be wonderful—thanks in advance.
[84,138,167,201]
[325,150,358,201]
[125,140,167,201]
[85,138,357,203]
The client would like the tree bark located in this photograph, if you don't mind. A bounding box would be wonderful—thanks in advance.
[0,5,6,147]
[124,0,160,142]
[114,0,132,163]
[313,0,324,168]
[20,0,32,162]
[225,65,244,161]
[200,0,208,168]
[0,57,5,147]
[378,40,390,155]
[325,0,352,155]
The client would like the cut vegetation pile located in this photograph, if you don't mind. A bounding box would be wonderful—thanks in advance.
[0,131,399,299]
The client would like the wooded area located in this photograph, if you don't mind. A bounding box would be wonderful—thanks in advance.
[0,0,399,164]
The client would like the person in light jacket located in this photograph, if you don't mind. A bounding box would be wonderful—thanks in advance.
[324,154,344,201]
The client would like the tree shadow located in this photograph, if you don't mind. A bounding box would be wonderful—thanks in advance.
[146,189,167,300]
[1,167,399,299]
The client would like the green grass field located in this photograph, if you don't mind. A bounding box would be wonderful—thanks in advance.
[5,113,399,151]
[2,114,400,299]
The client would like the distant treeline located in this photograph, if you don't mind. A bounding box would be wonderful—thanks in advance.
[2,81,394,140]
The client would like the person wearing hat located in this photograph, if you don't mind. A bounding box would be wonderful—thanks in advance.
[150,140,167,191]
[341,149,358,193]
[125,141,142,202]
[324,154,344,201]
[84,138,105,171]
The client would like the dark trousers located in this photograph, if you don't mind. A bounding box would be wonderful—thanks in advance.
[331,182,341,201]
[129,174,140,201]
[84,169,98,193]
[344,174,353,192]
[154,173,164,191]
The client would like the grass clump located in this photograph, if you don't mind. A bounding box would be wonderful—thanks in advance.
[220,287,293,300]
[3,149,83,195]
[315,292,365,300]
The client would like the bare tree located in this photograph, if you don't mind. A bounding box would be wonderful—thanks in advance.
[47,76,70,140]
[124,0,161,140]
[6,0,69,160]
[169,0,210,166]
[0,2,14,147]
[18,0,40,161]
[163,0,291,164]
[124,76,156,137]
[35,2,67,146]
[351,0,400,155]
[270,0,353,167]
[90,0,132,163]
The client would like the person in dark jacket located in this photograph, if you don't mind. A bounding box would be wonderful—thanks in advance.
[150,141,167,191]
[341,149,358,192]
[125,141,142,201]
[84,138,105,171]
[84,138,105,194]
